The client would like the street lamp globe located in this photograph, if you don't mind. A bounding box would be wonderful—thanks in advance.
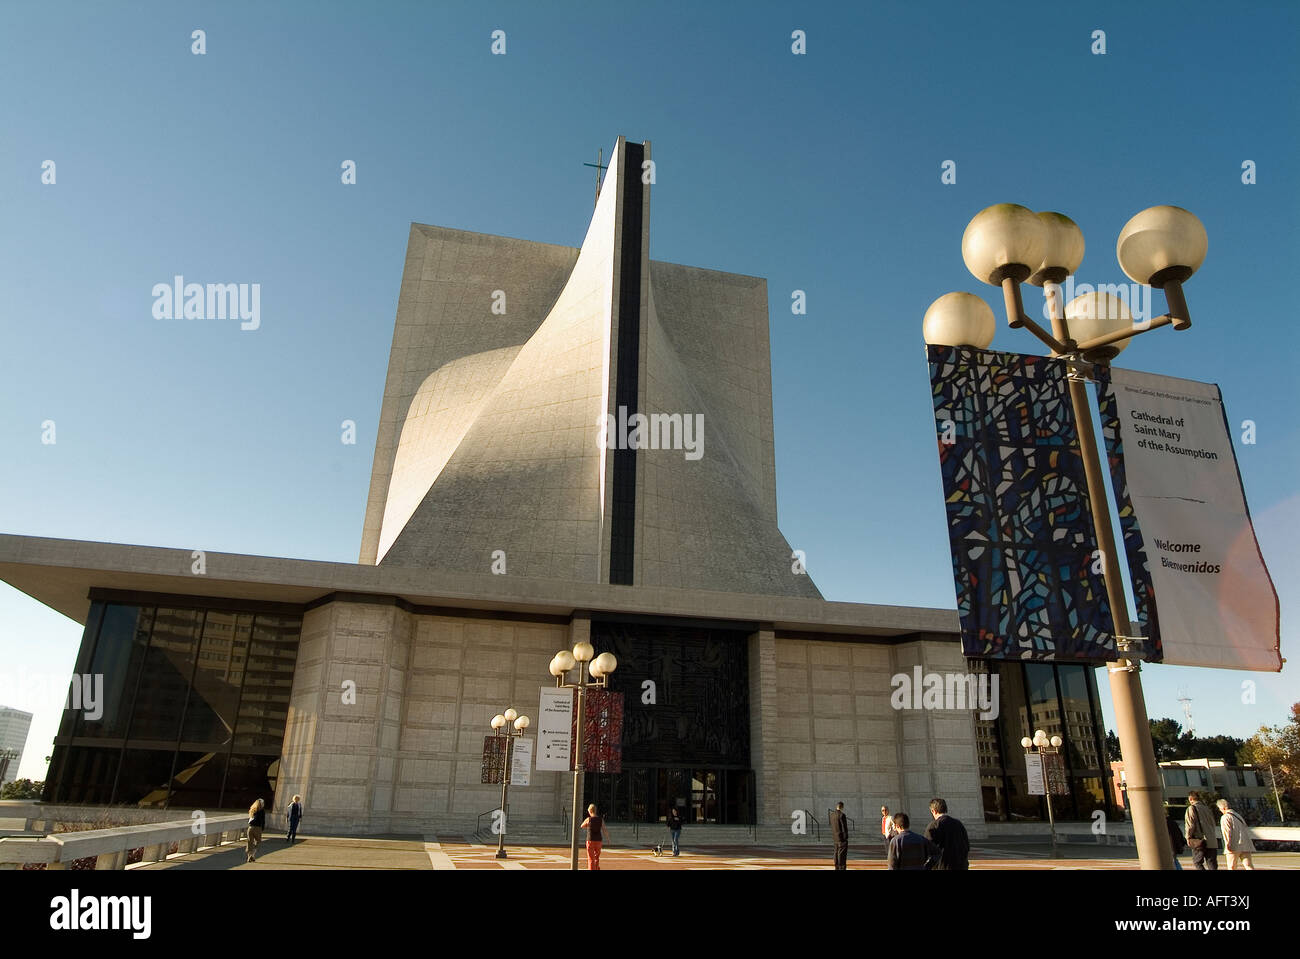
[1033,730,1049,748]
[1028,211,1085,287]
[922,292,996,349]
[1116,205,1207,287]
[553,650,576,673]
[1021,737,1033,749]
[1065,291,1133,360]
[1050,735,1063,749]
[590,652,618,679]
[504,708,518,722]
[573,641,595,663]
[514,715,530,731]
[962,203,1047,285]
[491,714,506,730]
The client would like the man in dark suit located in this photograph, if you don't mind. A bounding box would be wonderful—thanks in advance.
[830,801,850,870]
[887,813,937,870]
[924,798,971,870]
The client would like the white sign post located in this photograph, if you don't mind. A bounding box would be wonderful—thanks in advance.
[1025,753,1046,796]
[510,737,533,787]
[1106,369,1281,670]
[537,687,575,772]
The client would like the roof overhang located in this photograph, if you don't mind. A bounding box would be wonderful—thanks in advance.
[0,534,960,639]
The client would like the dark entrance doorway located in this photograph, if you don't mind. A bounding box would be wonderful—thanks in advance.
[584,619,755,825]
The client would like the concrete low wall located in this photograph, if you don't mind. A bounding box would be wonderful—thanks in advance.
[0,813,249,869]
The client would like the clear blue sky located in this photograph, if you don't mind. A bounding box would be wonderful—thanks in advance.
[2,1,1296,780]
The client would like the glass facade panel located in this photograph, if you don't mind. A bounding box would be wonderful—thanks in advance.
[128,608,202,743]
[115,748,179,807]
[981,774,1006,821]
[1057,665,1102,772]
[1024,663,1061,739]
[77,604,153,739]
[1006,774,1042,821]
[225,753,279,806]
[182,611,251,745]
[235,615,300,748]
[167,750,227,809]
[46,599,301,810]
[48,746,119,804]
[997,665,1032,770]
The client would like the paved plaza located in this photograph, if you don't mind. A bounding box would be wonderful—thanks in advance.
[132,835,1300,871]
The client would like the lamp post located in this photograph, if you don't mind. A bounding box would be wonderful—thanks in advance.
[1023,730,1065,857]
[925,202,1208,870]
[549,642,618,870]
[489,707,530,859]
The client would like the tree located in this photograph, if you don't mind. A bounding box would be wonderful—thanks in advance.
[1239,702,1300,818]
[0,779,43,800]
[1149,718,1183,760]
[1105,729,1121,763]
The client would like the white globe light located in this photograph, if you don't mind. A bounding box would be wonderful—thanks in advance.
[1050,735,1063,749]
[592,652,618,677]
[514,715,530,731]
[1116,205,1207,286]
[1021,737,1033,749]
[962,203,1047,286]
[1065,291,1134,358]
[504,708,518,722]
[573,641,595,663]
[922,292,996,349]
[554,650,576,673]
[1029,211,1085,286]
[1033,730,1048,747]
[491,714,506,730]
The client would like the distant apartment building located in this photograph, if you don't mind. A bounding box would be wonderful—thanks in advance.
[1111,757,1282,823]
[0,706,34,784]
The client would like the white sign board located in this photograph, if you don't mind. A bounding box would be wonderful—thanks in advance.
[1105,369,1281,671]
[510,737,533,786]
[1025,753,1045,796]
[536,687,575,771]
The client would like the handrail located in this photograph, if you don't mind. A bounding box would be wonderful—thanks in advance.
[475,807,499,842]
[0,813,249,870]
[803,810,821,841]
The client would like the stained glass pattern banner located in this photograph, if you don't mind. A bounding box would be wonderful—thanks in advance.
[580,688,623,773]
[480,735,506,785]
[928,344,1115,661]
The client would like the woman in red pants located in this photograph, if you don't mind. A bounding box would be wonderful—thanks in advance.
[579,804,606,870]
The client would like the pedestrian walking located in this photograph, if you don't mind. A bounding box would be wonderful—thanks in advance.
[1184,791,1219,871]
[1166,809,1187,870]
[1217,799,1255,870]
[246,798,266,863]
[923,798,971,870]
[830,801,850,870]
[286,794,303,843]
[579,803,608,871]
[886,813,937,870]
[881,805,898,850]
[667,805,683,857]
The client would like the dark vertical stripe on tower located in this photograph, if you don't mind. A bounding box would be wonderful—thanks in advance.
[609,142,644,585]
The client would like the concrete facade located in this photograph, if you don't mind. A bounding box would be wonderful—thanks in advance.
[361,137,818,599]
[270,595,983,837]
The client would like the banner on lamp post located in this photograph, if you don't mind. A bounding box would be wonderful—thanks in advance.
[536,687,575,771]
[1098,367,1281,671]
[927,344,1116,662]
